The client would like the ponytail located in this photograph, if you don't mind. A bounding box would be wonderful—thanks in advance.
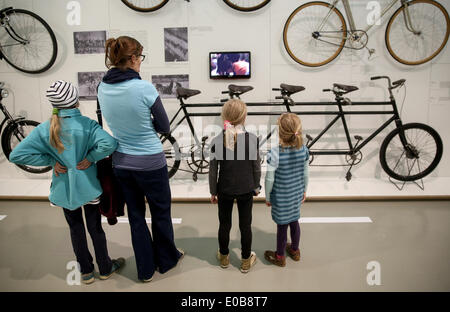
[105,36,143,70]
[49,114,64,154]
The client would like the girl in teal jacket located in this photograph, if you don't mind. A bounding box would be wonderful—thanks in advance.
[9,80,124,284]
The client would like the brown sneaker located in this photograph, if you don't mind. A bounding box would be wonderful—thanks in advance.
[240,251,256,273]
[217,250,230,268]
[264,250,286,267]
[286,243,301,261]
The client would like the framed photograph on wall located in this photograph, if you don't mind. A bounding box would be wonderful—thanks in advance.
[78,71,106,100]
[164,27,188,62]
[74,31,106,54]
[152,74,189,99]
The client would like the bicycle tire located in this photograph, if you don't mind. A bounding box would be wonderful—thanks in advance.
[0,9,57,74]
[283,1,347,67]
[385,0,450,65]
[379,123,443,181]
[121,0,170,12]
[223,0,271,12]
[2,119,52,174]
[160,133,181,178]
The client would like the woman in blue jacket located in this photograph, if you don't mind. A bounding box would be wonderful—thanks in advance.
[98,36,183,282]
[9,80,124,284]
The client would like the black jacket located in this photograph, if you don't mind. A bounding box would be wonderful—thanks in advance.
[209,130,261,196]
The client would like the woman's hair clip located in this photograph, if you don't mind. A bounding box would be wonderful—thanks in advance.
[224,120,232,129]
[52,108,59,115]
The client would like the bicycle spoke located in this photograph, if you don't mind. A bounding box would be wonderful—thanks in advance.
[386,1,449,65]
[284,2,346,66]
[0,10,56,72]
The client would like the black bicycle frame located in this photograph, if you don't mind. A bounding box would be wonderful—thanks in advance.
[168,93,403,158]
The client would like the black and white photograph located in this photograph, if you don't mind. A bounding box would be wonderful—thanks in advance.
[152,74,189,98]
[164,27,188,62]
[74,31,106,54]
[77,71,106,100]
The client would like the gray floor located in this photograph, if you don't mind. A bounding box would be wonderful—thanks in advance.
[0,199,449,292]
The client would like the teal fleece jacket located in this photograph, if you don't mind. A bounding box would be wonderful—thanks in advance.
[9,108,117,210]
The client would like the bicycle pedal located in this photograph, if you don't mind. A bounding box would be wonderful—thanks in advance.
[346,171,352,181]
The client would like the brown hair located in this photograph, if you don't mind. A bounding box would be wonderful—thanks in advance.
[278,113,303,149]
[49,114,64,154]
[105,36,143,70]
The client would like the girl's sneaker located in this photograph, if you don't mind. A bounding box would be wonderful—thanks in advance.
[264,250,286,267]
[99,258,125,280]
[81,272,95,284]
[240,251,256,273]
[286,243,301,261]
[217,250,230,268]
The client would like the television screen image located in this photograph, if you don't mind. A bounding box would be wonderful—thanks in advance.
[210,52,251,79]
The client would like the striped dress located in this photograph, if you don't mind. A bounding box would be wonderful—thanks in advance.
[266,145,309,225]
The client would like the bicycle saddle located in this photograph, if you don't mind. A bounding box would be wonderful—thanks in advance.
[333,83,359,94]
[280,83,305,95]
[176,87,201,99]
[228,84,254,95]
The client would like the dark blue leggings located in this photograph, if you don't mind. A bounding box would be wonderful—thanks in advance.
[276,221,300,257]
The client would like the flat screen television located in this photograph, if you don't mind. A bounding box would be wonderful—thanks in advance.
[209,51,251,79]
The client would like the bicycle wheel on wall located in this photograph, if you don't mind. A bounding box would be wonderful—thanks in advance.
[160,133,181,178]
[0,9,57,74]
[283,1,347,67]
[121,0,170,12]
[2,120,52,174]
[379,123,443,182]
[223,0,271,12]
[385,0,450,65]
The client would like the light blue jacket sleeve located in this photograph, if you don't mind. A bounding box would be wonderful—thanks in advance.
[265,164,276,202]
[264,148,278,203]
[304,159,309,192]
[85,120,118,163]
[9,126,56,167]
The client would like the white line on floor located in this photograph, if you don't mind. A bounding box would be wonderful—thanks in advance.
[0,215,6,221]
[299,217,372,223]
[102,217,182,224]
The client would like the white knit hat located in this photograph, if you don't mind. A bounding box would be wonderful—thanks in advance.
[46,80,79,108]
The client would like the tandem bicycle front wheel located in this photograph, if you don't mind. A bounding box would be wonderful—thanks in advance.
[379,123,443,182]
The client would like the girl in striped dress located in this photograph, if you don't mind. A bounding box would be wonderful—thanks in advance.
[264,113,309,267]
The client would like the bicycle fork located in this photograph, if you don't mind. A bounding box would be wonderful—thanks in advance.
[400,0,421,35]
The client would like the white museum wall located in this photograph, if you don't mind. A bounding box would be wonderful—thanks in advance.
[0,0,449,198]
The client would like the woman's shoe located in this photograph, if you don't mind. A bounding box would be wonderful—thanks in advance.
[286,243,301,261]
[99,258,125,280]
[264,250,286,267]
[81,271,95,284]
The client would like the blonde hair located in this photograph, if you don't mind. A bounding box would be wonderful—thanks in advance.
[278,113,303,149]
[49,114,64,154]
[221,99,247,149]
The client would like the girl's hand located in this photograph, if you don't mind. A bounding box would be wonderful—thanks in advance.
[54,162,67,177]
[76,158,92,170]
[302,192,306,204]
[210,195,218,204]
[265,201,271,207]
